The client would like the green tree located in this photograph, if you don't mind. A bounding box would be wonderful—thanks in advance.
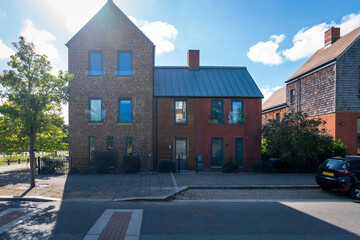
[0,37,72,187]
[262,111,347,170]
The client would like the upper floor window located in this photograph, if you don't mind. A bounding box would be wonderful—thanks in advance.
[118,99,132,123]
[175,100,187,124]
[276,112,280,122]
[211,100,223,124]
[88,98,103,123]
[88,51,104,76]
[116,52,133,76]
[231,100,243,124]
[290,89,295,104]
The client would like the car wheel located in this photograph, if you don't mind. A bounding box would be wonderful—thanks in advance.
[319,185,330,191]
[350,184,360,200]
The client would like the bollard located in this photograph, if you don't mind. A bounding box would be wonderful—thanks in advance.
[38,157,41,174]
[8,159,10,165]
[177,155,181,173]
[27,158,29,163]
[18,159,20,164]
[195,156,198,174]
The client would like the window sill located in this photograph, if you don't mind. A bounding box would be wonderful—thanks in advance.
[115,71,134,77]
[88,122,103,125]
[118,122,132,125]
[86,71,105,76]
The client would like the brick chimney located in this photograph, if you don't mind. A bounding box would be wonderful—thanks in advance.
[325,27,340,47]
[187,50,200,70]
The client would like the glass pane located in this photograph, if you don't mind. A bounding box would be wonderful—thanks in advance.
[89,52,102,72]
[107,136,114,150]
[119,100,132,123]
[357,119,360,134]
[232,101,243,124]
[126,137,132,156]
[211,138,222,167]
[119,53,131,73]
[89,137,96,164]
[357,136,360,155]
[175,101,187,124]
[211,100,223,124]
[235,138,243,167]
[90,99,102,122]
[175,139,188,169]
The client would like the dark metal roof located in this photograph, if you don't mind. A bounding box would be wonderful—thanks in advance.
[154,67,263,98]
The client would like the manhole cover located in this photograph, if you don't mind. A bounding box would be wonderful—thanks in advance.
[190,210,214,217]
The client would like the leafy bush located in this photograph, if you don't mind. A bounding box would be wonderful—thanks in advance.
[41,155,66,174]
[222,160,239,173]
[331,139,347,157]
[123,155,141,173]
[157,159,176,173]
[253,161,276,173]
[93,150,118,173]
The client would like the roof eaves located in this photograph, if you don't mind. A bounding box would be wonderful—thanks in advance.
[262,104,287,113]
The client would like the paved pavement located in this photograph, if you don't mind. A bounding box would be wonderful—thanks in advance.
[0,163,29,173]
[0,169,319,201]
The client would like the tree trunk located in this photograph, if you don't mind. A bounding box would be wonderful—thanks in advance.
[29,133,35,188]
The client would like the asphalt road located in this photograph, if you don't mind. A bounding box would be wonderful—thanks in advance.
[0,198,359,240]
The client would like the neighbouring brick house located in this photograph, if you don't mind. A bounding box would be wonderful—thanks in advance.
[67,0,263,172]
[285,26,360,155]
[262,86,286,125]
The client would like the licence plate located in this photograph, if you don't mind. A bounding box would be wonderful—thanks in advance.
[323,171,334,177]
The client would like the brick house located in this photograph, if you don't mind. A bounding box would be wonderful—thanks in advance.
[262,86,286,125]
[67,0,263,172]
[286,26,360,155]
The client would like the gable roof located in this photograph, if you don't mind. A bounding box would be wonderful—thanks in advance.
[66,1,153,47]
[287,26,360,82]
[154,67,263,98]
[262,86,286,112]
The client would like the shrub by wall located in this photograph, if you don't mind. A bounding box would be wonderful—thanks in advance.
[123,155,141,173]
[93,150,118,173]
[41,155,66,174]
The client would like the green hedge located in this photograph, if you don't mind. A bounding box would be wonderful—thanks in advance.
[123,155,141,173]
[93,150,118,173]
[222,160,239,173]
[253,161,276,173]
[157,159,176,173]
[41,155,66,174]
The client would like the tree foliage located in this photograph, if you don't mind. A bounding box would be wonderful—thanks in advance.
[262,111,347,170]
[0,36,72,187]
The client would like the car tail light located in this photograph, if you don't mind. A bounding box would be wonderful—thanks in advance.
[335,169,352,176]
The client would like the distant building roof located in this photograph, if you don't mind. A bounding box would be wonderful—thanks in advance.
[262,86,286,112]
[154,67,263,98]
[287,26,360,82]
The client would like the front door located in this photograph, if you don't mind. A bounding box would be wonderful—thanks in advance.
[211,138,223,167]
[175,138,188,170]
[235,138,243,168]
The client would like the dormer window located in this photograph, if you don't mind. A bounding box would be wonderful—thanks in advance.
[87,51,104,76]
[116,52,133,76]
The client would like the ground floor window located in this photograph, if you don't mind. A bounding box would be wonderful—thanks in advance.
[126,137,133,156]
[211,138,223,167]
[107,136,114,150]
[89,136,96,166]
[235,138,243,168]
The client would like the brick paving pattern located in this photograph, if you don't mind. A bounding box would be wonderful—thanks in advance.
[0,211,27,227]
[98,212,132,240]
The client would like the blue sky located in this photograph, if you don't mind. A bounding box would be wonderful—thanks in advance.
[1,0,360,122]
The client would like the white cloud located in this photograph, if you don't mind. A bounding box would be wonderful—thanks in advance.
[260,85,283,102]
[247,34,285,66]
[249,11,360,65]
[60,103,68,124]
[129,16,178,54]
[21,18,59,62]
[0,39,15,60]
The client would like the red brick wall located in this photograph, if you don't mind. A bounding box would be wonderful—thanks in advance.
[262,107,286,126]
[195,98,262,171]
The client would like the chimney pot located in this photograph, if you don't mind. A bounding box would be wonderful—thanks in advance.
[325,27,340,47]
[187,50,200,70]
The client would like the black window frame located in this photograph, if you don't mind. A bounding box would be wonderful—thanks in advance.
[88,98,103,123]
[290,89,295,104]
[231,100,244,125]
[116,51,133,76]
[118,98,132,123]
[276,112,280,122]
[87,51,104,76]
[174,99,188,125]
[211,99,223,124]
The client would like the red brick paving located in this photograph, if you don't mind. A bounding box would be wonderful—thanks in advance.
[99,212,132,240]
[0,211,27,227]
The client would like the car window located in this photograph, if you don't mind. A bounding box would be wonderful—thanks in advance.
[323,159,348,170]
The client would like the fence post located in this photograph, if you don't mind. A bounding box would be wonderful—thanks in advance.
[38,157,41,174]
[177,155,181,173]
[18,159,20,164]
[7,159,10,165]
